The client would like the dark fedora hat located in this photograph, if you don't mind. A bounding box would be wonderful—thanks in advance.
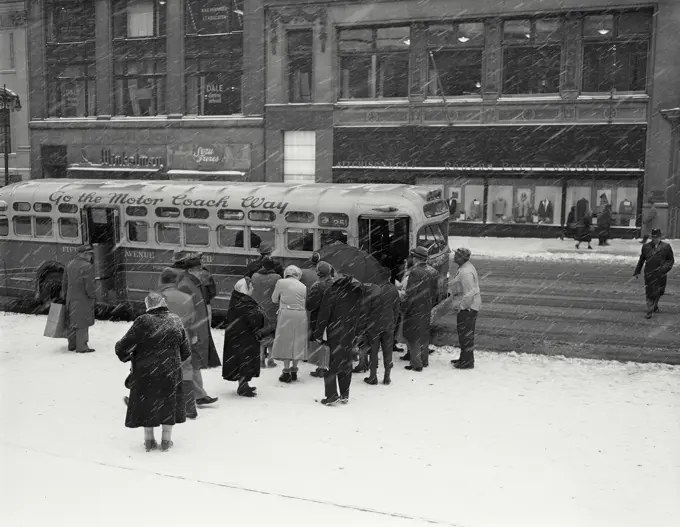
[651,228,662,237]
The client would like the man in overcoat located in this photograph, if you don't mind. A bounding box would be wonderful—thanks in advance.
[313,273,364,405]
[363,268,400,386]
[402,246,439,372]
[158,267,199,419]
[173,250,218,406]
[634,229,674,318]
[61,245,96,353]
[306,261,335,378]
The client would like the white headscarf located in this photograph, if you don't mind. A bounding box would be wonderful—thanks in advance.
[284,265,302,280]
[234,277,252,296]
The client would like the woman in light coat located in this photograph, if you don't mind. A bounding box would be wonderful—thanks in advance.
[271,265,308,383]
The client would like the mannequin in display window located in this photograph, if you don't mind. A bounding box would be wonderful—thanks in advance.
[448,198,457,217]
[469,199,482,221]
[515,193,531,222]
[598,193,610,214]
[537,199,554,223]
[618,198,635,226]
[492,197,507,221]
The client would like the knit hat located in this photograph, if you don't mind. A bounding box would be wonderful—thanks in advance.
[258,243,273,255]
[316,261,333,278]
[454,247,472,262]
[261,257,276,271]
[284,265,302,280]
[311,252,321,265]
[159,267,179,285]
[145,292,167,312]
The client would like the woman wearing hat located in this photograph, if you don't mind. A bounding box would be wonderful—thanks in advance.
[271,265,309,383]
[222,277,267,397]
[115,292,191,452]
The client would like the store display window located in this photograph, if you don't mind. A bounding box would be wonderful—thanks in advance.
[487,185,514,223]
[566,185,592,223]
[613,187,637,227]
[461,184,484,223]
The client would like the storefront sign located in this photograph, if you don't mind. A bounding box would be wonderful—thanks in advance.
[187,0,229,34]
[169,143,251,171]
[68,146,166,170]
[334,126,646,170]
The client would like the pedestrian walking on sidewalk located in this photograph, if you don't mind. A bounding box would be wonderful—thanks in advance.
[634,229,674,319]
[116,292,190,452]
[450,248,482,370]
[596,205,612,246]
[575,213,593,250]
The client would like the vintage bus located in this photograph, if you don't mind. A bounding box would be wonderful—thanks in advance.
[0,180,451,318]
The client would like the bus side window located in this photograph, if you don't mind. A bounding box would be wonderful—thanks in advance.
[35,217,54,238]
[13,216,32,236]
[218,226,245,248]
[59,218,79,239]
[184,224,210,246]
[127,221,148,243]
[286,228,314,252]
[320,229,348,248]
[156,223,181,245]
[0,218,8,236]
[249,227,274,250]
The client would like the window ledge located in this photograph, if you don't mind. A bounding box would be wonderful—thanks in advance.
[421,97,483,104]
[497,95,563,102]
[336,99,410,106]
[577,93,649,101]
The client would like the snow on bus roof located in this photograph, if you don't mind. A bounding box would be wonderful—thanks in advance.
[0,180,442,209]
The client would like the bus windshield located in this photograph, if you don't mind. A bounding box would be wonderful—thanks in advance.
[416,219,449,255]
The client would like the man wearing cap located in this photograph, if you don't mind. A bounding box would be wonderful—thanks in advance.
[300,252,321,290]
[450,248,481,369]
[634,229,674,319]
[61,245,96,353]
[172,249,218,406]
[245,242,284,279]
[402,246,439,371]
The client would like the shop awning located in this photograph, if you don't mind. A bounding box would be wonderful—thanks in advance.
[332,165,644,173]
[68,165,162,173]
[0,85,21,112]
[167,169,246,180]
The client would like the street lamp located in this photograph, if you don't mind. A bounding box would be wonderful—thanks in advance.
[1,84,22,187]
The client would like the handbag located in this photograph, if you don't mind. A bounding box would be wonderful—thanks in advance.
[44,302,67,339]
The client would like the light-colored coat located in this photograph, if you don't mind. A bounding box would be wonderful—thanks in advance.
[176,270,211,368]
[61,254,95,329]
[159,284,197,381]
[271,277,308,360]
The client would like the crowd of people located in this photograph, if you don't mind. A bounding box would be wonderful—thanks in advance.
[57,229,673,452]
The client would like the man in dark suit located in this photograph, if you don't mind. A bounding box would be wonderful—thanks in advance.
[402,246,439,372]
[61,245,96,353]
[634,229,674,319]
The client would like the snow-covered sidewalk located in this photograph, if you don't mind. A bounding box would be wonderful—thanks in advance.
[1,313,679,527]
[448,236,678,263]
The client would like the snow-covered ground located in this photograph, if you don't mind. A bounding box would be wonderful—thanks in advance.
[448,236,679,263]
[1,312,679,527]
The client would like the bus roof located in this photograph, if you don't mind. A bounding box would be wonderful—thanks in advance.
[0,180,444,218]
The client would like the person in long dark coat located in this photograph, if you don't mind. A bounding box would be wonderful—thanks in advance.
[634,229,675,318]
[312,273,365,405]
[222,278,266,397]
[596,205,612,246]
[561,207,577,241]
[306,261,335,378]
[364,270,400,386]
[245,242,284,278]
[61,245,96,353]
[115,292,190,452]
[251,258,281,367]
[575,213,593,250]
[300,252,321,290]
[173,250,219,406]
[402,247,439,372]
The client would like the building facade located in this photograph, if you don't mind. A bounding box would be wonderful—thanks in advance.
[27,0,263,182]
[260,0,680,238]
[1,0,29,183]
[24,1,680,237]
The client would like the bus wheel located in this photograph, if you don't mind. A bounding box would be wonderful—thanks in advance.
[36,271,63,313]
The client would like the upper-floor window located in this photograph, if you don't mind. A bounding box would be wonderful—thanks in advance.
[582,11,652,93]
[288,30,313,102]
[338,26,410,99]
[502,18,562,95]
[0,33,15,70]
[427,22,484,97]
[185,0,243,115]
[113,0,167,116]
[45,0,95,43]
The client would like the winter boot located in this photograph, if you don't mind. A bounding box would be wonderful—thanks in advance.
[279,372,293,383]
[160,440,173,452]
[291,371,298,382]
[320,394,340,406]
[383,367,392,385]
[363,375,378,385]
[310,368,326,378]
[144,440,158,452]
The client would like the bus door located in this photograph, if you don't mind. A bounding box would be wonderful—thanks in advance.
[81,206,124,303]
[358,216,410,283]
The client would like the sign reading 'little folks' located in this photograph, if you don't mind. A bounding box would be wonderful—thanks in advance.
[170,143,251,171]
[47,190,288,214]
